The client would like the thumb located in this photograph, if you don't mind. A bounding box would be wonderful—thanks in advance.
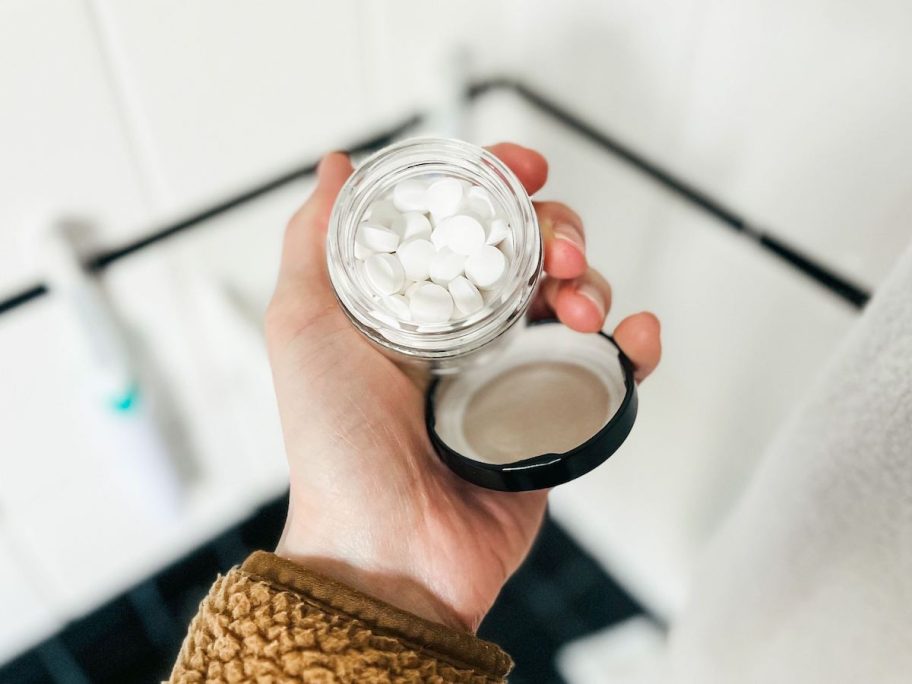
[279,152,354,281]
[268,153,353,344]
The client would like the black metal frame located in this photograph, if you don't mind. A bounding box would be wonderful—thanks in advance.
[0,78,871,317]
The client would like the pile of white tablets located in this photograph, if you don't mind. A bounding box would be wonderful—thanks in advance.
[353,176,513,325]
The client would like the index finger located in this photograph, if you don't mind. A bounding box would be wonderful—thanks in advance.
[486,143,548,195]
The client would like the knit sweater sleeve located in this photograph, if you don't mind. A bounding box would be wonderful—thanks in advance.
[168,551,512,683]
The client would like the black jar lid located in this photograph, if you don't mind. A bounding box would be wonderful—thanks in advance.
[425,319,638,491]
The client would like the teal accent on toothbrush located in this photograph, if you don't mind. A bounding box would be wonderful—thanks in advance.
[111,384,140,413]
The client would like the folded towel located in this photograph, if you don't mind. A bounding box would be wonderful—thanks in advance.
[669,240,912,683]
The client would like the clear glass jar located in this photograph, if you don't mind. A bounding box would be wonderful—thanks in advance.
[326,138,542,373]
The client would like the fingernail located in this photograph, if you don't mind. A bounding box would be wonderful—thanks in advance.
[639,310,661,333]
[554,221,585,253]
[576,282,605,319]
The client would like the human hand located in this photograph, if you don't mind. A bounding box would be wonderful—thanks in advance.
[266,143,661,631]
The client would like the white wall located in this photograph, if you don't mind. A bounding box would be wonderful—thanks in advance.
[0,0,151,295]
[1,0,910,664]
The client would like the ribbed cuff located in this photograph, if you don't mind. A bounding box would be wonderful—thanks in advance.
[242,551,512,679]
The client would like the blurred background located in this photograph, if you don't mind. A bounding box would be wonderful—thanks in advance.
[1,1,911,682]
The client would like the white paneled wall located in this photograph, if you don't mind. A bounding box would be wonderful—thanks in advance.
[86,1,369,211]
[0,0,150,294]
[1,0,911,666]
[82,0,512,214]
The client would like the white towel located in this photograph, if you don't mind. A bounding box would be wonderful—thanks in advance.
[667,240,912,683]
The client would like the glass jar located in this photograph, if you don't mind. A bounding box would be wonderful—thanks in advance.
[326,138,542,373]
[326,137,639,491]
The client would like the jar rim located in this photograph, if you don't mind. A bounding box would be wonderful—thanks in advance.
[327,137,542,360]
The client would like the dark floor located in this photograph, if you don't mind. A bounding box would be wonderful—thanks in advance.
[0,494,642,684]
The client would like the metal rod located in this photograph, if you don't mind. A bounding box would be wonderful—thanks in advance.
[0,115,420,316]
[483,78,871,308]
[0,79,872,316]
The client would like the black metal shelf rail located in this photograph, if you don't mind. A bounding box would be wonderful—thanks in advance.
[0,78,870,317]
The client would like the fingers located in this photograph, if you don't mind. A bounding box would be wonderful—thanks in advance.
[532,272,662,381]
[537,201,587,280]
[486,143,548,195]
[613,312,662,382]
[485,144,585,280]
[537,268,612,333]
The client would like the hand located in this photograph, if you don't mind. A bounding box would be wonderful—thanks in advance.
[266,143,661,631]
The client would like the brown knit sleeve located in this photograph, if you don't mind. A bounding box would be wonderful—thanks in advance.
[168,551,512,683]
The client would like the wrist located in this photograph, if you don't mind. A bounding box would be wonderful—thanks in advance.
[275,518,473,631]
[274,549,468,631]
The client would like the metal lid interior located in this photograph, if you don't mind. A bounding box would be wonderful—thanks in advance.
[426,320,638,491]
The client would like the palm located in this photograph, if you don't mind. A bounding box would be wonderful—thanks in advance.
[275,304,546,629]
[268,144,659,631]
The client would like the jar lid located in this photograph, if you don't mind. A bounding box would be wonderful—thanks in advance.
[425,320,638,491]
